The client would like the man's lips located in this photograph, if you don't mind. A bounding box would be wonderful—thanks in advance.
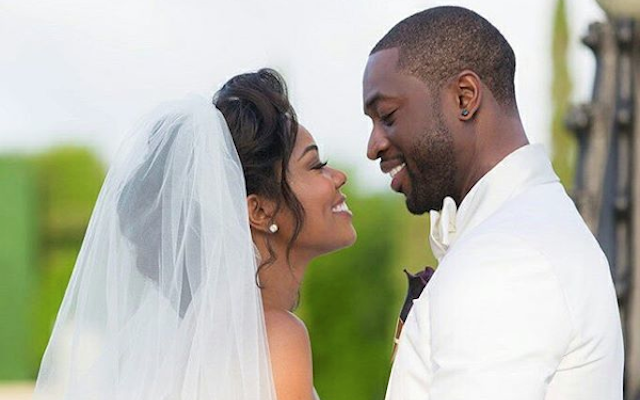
[389,163,406,179]
[380,157,405,174]
[390,164,407,192]
[379,157,408,193]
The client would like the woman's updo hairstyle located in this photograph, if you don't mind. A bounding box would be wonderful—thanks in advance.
[213,68,305,272]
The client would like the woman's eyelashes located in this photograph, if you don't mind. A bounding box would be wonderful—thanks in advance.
[311,159,329,170]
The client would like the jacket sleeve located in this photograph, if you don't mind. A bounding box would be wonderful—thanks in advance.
[424,232,573,400]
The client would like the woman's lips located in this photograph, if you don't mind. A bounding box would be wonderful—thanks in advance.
[332,199,352,216]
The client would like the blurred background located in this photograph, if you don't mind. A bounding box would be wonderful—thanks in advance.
[1,0,637,399]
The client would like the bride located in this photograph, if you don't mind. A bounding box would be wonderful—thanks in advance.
[33,69,357,400]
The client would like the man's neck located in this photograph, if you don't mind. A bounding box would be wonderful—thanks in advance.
[458,117,529,204]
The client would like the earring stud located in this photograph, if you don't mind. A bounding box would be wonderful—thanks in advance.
[461,109,470,117]
[268,224,279,234]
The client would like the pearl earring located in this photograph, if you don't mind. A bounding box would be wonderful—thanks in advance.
[268,224,279,234]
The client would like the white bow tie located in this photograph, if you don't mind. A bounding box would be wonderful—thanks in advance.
[429,196,458,262]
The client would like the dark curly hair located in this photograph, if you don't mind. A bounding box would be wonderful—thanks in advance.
[371,6,517,110]
[117,70,303,316]
[213,68,305,277]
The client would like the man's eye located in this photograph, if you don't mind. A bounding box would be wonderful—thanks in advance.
[381,110,397,126]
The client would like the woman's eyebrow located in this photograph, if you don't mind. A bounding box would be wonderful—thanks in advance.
[298,144,319,161]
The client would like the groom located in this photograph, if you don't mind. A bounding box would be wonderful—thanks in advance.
[363,6,624,400]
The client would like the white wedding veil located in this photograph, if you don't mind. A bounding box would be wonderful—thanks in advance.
[33,96,276,400]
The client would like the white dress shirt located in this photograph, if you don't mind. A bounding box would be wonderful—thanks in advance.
[385,144,624,400]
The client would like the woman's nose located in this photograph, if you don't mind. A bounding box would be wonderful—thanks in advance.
[332,167,347,188]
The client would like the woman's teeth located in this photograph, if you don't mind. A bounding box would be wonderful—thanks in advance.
[332,201,350,213]
[389,163,406,179]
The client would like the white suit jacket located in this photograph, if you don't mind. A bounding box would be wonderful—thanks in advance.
[385,144,624,400]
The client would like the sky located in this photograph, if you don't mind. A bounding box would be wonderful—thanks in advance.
[0,0,605,192]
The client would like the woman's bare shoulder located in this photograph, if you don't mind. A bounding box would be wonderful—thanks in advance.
[264,309,314,400]
[264,309,309,342]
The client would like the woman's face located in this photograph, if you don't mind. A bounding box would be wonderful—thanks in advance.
[281,125,356,258]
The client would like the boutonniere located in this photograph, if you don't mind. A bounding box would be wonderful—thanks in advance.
[392,267,435,362]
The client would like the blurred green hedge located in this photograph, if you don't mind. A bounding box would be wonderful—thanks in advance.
[298,178,434,400]
[31,147,105,377]
[1,149,436,400]
[0,147,105,379]
[0,157,38,380]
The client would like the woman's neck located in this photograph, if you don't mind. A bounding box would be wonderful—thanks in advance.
[254,236,311,312]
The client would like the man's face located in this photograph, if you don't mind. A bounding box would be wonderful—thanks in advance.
[363,48,457,214]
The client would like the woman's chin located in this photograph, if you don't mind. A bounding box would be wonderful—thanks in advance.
[345,227,357,247]
[326,228,358,254]
[301,226,357,260]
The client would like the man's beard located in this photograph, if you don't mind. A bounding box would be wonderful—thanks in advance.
[404,114,457,215]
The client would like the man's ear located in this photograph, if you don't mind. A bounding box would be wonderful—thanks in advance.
[247,194,277,233]
[455,70,482,121]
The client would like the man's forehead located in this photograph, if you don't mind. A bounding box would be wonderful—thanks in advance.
[363,49,402,110]
[364,48,401,83]
[363,48,431,112]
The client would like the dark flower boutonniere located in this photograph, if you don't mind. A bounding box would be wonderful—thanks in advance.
[392,266,435,362]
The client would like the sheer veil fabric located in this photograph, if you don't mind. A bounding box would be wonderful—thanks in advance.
[33,96,277,400]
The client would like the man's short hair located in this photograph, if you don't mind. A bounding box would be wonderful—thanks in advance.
[371,6,517,109]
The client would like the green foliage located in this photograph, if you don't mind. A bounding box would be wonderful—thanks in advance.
[297,178,435,400]
[551,0,576,189]
[2,146,437,398]
[29,147,105,376]
[0,147,105,378]
[34,146,105,244]
[29,247,80,376]
[0,158,37,380]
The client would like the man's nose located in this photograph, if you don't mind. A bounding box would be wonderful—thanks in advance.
[367,126,390,160]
